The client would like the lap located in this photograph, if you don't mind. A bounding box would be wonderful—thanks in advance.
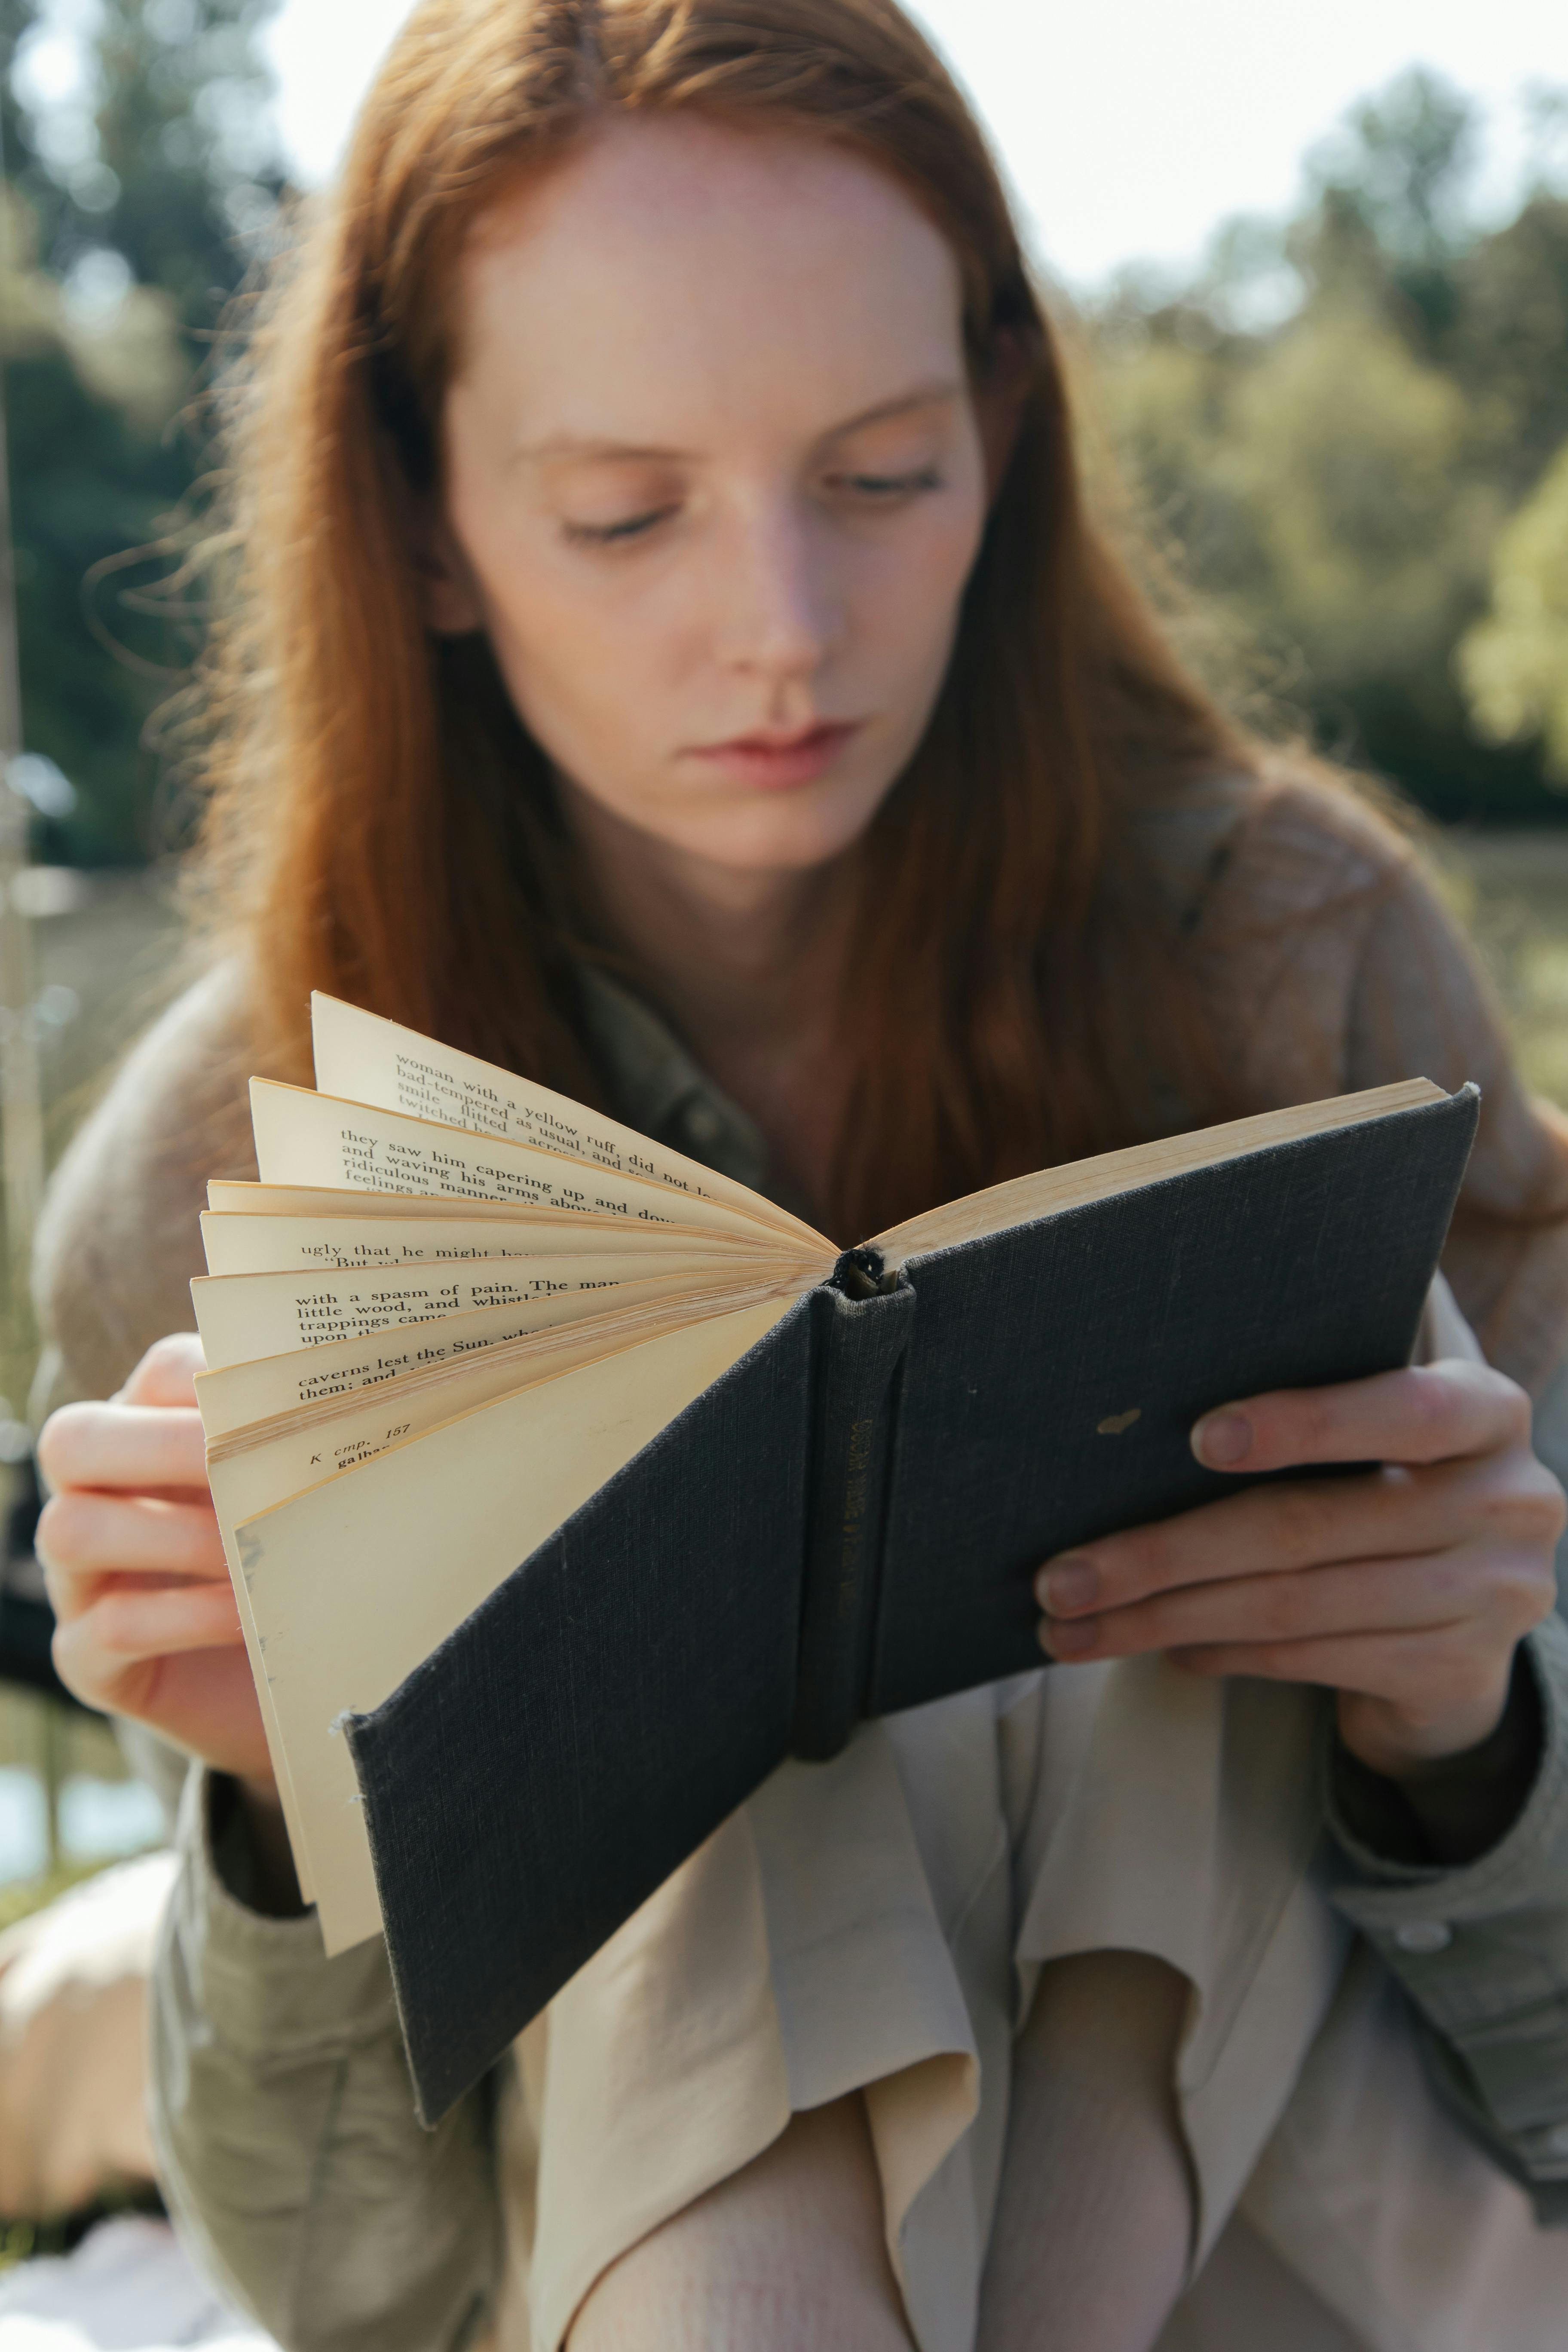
[509,1665,1338,2351]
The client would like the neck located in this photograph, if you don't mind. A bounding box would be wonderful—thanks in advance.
[565,787,852,1063]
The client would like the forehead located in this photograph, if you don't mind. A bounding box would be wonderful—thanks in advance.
[452,114,966,448]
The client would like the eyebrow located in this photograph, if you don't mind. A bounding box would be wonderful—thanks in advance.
[513,379,966,467]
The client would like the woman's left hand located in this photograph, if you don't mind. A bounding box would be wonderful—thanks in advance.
[1036,1358,1566,1779]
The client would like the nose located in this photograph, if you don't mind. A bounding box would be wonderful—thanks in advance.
[715,496,841,698]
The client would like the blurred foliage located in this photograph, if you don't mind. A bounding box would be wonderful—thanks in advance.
[1089,68,1568,822]
[0,0,281,865]
[1461,443,1568,783]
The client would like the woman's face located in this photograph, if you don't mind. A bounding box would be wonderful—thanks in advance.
[436,114,989,883]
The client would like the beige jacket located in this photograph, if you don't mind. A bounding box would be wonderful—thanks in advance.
[32,776,1568,2349]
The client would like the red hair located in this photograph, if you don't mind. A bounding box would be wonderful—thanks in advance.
[193,0,1275,1237]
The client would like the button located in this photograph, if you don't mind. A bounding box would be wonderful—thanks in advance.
[1393,1920,1453,1955]
[685,1105,722,1146]
[1544,2124,1568,2158]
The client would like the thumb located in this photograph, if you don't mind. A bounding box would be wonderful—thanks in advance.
[117,1332,207,1410]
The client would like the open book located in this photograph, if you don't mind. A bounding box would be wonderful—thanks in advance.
[196,993,1479,2119]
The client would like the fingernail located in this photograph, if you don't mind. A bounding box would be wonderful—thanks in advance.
[1040,1615,1100,1659]
[1039,1556,1100,1613]
[1194,1410,1251,1468]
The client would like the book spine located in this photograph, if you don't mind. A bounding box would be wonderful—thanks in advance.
[791,1270,916,1761]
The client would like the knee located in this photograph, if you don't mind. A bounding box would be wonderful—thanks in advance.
[1020,1950,1191,2103]
[567,2098,916,2352]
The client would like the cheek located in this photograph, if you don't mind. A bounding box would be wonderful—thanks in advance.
[455,515,655,747]
[860,496,985,689]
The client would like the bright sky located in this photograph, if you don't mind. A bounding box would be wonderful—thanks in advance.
[263,0,1568,291]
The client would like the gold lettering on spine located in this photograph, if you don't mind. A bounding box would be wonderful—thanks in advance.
[836,1416,876,1624]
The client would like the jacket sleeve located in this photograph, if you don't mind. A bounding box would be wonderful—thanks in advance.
[149,1767,501,2351]
[30,958,259,1416]
[1326,1613,1568,2225]
[1319,1259,1568,2224]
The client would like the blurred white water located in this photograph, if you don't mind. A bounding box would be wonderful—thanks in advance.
[0,1770,165,1885]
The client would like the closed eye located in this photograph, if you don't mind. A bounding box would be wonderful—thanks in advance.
[563,465,944,546]
[562,506,679,547]
[832,466,944,501]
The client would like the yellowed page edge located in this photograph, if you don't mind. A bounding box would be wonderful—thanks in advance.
[206,1504,317,1905]
[873,1079,1444,1267]
[204,1265,812,1465]
[199,1210,781,1281]
[252,1080,814,1252]
[189,1252,735,1371]
[239,1296,800,1951]
[207,1182,640,1227]
[196,1266,808,1436]
[204,1182,781,1254]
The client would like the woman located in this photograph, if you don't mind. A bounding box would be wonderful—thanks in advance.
[29,2,1568,2347]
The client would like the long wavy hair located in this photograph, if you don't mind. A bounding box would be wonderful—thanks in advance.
[192,0,1286,1240]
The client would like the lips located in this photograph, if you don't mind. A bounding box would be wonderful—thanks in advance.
[686,720,861,792]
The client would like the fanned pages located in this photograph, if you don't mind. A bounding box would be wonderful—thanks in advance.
[198,1210,772,1277]
[251,1081,823,1249]
[192,997,1479,2119]
[310,992,831,1253]
[192,1249,813,1367]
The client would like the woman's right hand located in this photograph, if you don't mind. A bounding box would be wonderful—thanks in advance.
[36,1333,274,1795]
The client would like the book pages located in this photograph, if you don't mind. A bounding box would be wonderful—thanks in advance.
[191,1254,762,1368]
[873,1078,1444,1267]
[236,1298,797,1951]
[311,991,832,1254]
[207,1181,671,1225]
[196,993,1455,2004]
[252,1081,814,1250]
[208,1277,808,1502]
[201,1269,704,1899]
[206,1272,808,1899]
[199,1209,771,1279]
[196,1277,743,1435]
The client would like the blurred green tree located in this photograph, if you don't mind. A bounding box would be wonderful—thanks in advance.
[81,0,282,337]
[1093,67,1568,821]
[1445,194,1568,500]
[0,189,190,864]
[1461,441,1568,781]
[1,0,281,864]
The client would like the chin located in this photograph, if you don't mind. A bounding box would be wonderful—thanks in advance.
[681,812,875,876]
[667,779,895,877]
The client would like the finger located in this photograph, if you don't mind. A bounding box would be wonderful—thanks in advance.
[54,1580,245,1682]
[1036,1448,1565,1619]
[1040,1467,1410,1617]
[1039,1542,1549,1664]
[38,1403,208,1495]
[116,1333,206,1409]
[1162,1623,1507,1719]
[49,1641,273,1786]
[1189,1359,1530,1477]
[38,1492,227,1602]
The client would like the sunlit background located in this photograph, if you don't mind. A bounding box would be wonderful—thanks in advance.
[0,1,1565,1899]
[254,0,1568,288]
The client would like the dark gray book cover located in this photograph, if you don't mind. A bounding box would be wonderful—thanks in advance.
[345,1086,1478,2122]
